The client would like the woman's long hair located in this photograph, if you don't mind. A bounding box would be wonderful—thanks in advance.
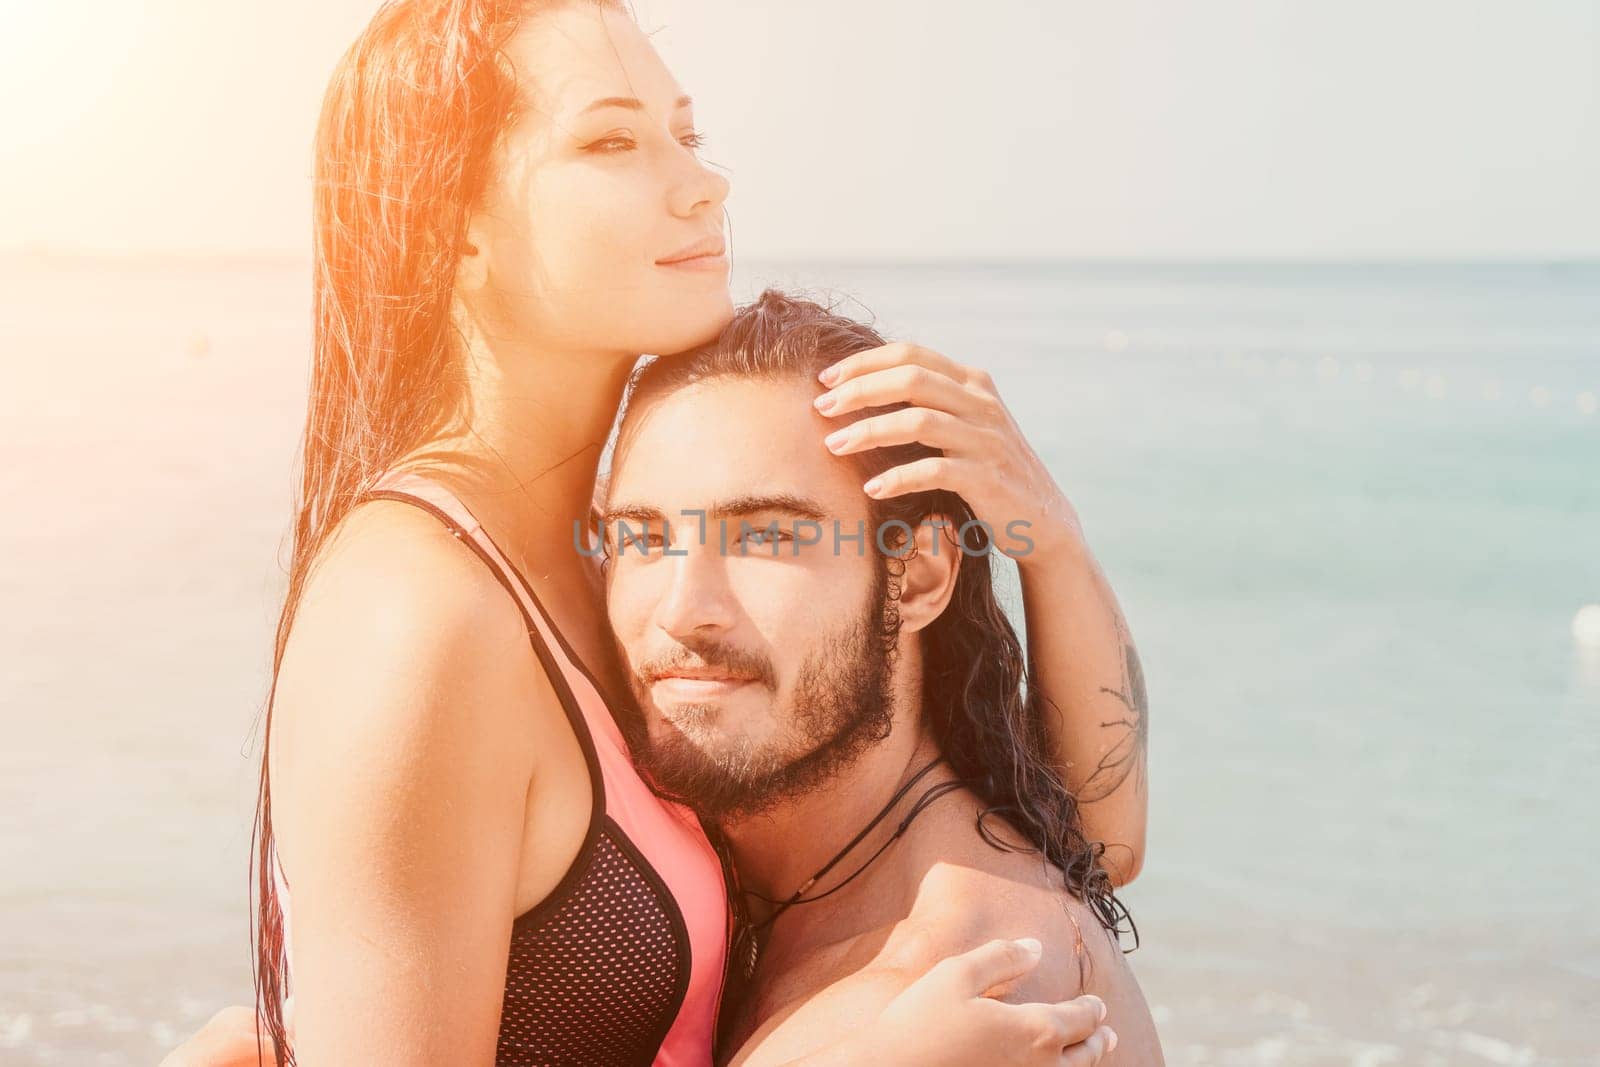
[617,289,1135,948]
[250,2,564,1061]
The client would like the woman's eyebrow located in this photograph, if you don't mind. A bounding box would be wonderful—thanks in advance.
[579,94,693,116]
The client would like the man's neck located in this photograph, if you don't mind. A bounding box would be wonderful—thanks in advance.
[720,711,942,904]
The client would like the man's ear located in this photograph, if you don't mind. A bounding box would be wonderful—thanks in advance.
[891,513,962,635]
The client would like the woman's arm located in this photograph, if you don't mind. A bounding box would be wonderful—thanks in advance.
[813,343,1148,884]
[1015,519,1147,884]
[162,942,1117,1067]
[266,505,544,1064]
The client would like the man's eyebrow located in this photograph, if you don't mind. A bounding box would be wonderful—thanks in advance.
[601,502,666,526]
[602,492,829,526]
[579,94,693,116]
[712,492,829,523]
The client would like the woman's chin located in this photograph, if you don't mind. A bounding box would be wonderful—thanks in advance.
[644,294,737,357]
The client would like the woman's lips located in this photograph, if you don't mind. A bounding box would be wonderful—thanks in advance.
[657,235,728,272]
[657,251,728,272]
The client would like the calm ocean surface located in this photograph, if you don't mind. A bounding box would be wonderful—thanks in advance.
[1,256,1595,1064]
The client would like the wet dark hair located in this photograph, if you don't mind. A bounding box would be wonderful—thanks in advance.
[250,2,617,1063]
[615,289,1134,946]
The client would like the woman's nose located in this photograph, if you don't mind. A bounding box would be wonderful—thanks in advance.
[668,153,731,220]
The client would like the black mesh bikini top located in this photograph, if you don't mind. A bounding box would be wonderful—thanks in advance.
[271,470,733,1066]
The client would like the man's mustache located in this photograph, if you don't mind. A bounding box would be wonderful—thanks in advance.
[636,639,777,690]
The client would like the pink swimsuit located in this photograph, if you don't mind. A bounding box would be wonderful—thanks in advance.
[270,469,732,1065]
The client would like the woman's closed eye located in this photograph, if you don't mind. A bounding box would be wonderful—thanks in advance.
[583,130,706,154]
[588,129,707,153]
[585,133,638,153]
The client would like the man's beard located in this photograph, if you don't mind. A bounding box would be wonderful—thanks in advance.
[623,565,899,823]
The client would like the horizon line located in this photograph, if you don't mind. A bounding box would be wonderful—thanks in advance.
[4,246,1598,269]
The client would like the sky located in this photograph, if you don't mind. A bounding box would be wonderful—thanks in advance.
[2,0,1596,260]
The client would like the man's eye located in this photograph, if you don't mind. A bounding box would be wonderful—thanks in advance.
[609,530,665,555]
[741,528,791,547]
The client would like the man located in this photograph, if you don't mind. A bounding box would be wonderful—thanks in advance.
[601,290,1163,1065]
[164,290,1152,1065]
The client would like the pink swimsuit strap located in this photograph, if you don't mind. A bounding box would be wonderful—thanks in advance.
[270,468,731,1066]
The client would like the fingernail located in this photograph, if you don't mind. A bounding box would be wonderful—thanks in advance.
[824,429,850,452]
[862,476,883,497]
[1105,1027,1118,1052]
[1014,937,1042,956]
[813,391,837,413]
[1085,994,1106,1021]
[818,365,840,386]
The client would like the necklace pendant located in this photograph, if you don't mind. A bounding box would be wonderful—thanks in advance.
[742,928,761,980]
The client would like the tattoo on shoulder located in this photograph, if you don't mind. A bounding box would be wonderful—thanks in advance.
[1080,615,1148,803]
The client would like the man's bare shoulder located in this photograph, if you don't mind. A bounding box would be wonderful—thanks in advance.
[892,856,1162,1063]
[888,858,1118,1000]
[728,858,1160,1066]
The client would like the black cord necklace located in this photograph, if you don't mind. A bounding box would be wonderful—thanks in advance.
[728,754,968,980]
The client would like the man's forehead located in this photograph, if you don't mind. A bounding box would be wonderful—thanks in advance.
[608,378,861,514]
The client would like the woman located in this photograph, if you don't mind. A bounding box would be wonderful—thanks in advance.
[169,1,1147,1063]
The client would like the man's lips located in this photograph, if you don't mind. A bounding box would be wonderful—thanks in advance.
[649,674,757,699]
[653,669,754,682]
[646,663,763,700]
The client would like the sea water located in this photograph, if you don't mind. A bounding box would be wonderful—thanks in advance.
[1,255,1595,1063]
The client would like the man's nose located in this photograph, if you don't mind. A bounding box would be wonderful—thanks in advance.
[652,537,736,639]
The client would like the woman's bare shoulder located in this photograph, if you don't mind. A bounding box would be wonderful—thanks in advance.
[300,497,515,629]
[263,500,566,1065]
[269,499,549,827]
